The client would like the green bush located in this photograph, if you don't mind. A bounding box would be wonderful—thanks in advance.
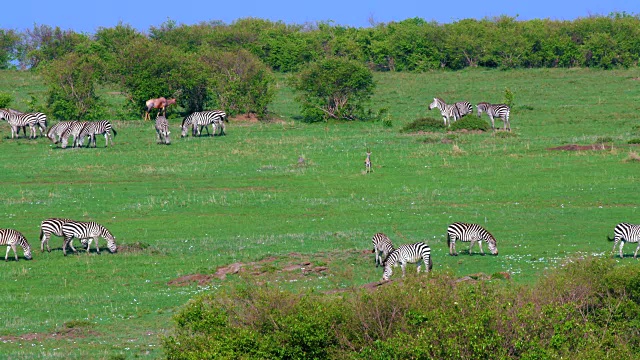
[401,117,446,133]
[449,116,490,131]
[627,138,640,144]
[163,257,640,359]
[0,91,12,108]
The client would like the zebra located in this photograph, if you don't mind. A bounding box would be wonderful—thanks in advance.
[40,218,88,252]
[428,97,461,126]
[608,223,640,259]
[60,121,88,148]
[0,228,32,261]
[382,242,432,281]
[372,232,394,267]
[454,101,473,119]
[181,110,227,137]
[447,222,498,256]
[0,109,39,139]
[78,120,117,148]
[155,114,171,145]
[61,221,117,256]
[46,121,76,144]
[476,102,511,131]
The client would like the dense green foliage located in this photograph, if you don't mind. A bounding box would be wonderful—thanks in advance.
[0,67,639,358]
[164,258,640,359]
[291,58,375,122]
[4,14,640,72]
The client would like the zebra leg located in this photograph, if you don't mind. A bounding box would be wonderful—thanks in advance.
[478,241,485,256]
[489,116,495,131]
[469,240,476,255]
[612,240,619,257]
[619,241,625,258]
[40,233,48,252]
[94,237,100,254]
[62,236,77,256]
[68,239,78,253]
[634,243,640,259]
[450,238,458,256]
[5,245,12,261]
[401,262,407,277]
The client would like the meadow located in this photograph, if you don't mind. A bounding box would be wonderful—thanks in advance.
[0,67,639,359]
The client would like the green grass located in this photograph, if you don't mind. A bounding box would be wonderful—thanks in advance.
[0,67,639,358]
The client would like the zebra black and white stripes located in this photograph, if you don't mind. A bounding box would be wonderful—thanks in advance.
[61,221,117,255]
[476,102,511,131]
[60,121,116,148]
[447,222,498,256]
[0,228,32,261]
[0,109,41,139]
[78,120,117,148]
[455,101,473,119]
[608,222,640,258]
[372,232,394,267]
[47,121,76,144]
[155,114,171,145]
[40,218,86,253]
[429,97,460,127]
[382,242,432,281]
[181,110,227,137]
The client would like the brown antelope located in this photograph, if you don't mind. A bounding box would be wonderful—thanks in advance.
[144,97,177,121]
[365,149,372,173]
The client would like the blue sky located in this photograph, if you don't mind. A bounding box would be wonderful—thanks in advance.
[4,0,640,34]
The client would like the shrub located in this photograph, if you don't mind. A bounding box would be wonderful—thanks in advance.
[401,117,445,133]
[164,257,640,359]
[0,91,12,108]
[449,116,490,131]
[291,57,375,122]
[627,138,640,144]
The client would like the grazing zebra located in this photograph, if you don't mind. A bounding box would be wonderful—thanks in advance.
[47,121,76,144]
[382,242,432,281]
[0,228,32,261]
[428,97,461,126]
[476,102,511,131]
[78,120,117,148]
[0,109,39,138]
[447,222,498,256]
[181,110,227,137]
[40,218,87,252]
[60,121,88,148]
[454,101,473,119]
[155,114,171,145]
[372,232,394,267]
[61,221,117,256]
[608,223,640,259]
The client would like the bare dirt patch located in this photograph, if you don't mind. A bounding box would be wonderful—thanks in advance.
[0,328,99,343]
[547,144,612,151]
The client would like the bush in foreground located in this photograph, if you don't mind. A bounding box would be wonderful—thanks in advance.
[163,257,640,359]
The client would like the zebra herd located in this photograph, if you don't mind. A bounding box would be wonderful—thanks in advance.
[428,97,511,131]
[374,221,640,281]
[372,222,496,281]
[0,107,228,147]
[0,218,117,261]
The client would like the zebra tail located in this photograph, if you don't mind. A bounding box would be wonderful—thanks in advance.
[607,235,615,241]
[112,127,117,137]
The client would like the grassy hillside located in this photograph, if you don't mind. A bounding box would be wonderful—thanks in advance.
[0,67,639,358]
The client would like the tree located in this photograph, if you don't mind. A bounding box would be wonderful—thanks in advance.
[291,58,375,122]
[0,29,20,69]
[200,48,275,119]
[41,52,106,120]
